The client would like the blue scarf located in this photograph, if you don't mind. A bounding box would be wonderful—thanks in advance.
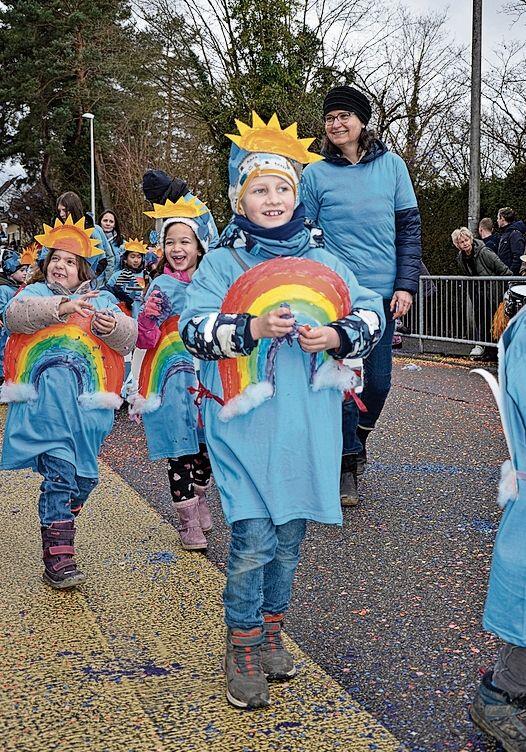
[225,205,313,259]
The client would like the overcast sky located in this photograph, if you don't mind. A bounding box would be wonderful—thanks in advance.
[402,0,525,53]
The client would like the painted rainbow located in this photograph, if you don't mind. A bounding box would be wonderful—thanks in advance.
[2,313,124,409]
[136,316,195,413]
[218,257,351,419]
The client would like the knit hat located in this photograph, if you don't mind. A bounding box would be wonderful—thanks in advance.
[142,170,188,204]
[323,86,372,125]
[225,111,322,213]
[144,194,216,253]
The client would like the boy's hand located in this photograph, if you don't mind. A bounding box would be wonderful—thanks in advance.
[58,291,98,318]
[92,310,117,335]
[250,306,295,340]
[298,325,340,353]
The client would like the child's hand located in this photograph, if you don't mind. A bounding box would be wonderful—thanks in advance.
[58,292,98,318]
[250,307,295,340]
[92,310,117,335]
[143,291,162,318]
[298,325,340,353]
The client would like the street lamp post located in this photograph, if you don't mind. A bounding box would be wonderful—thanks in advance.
[82,112,96,220]
[468,0,482,234]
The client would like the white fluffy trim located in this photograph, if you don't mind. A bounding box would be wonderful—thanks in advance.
[78,392,123,410]
[128,393,162,416]
[218,381,274,422]
[312,359,362,392]
[0,381,38,403]
[498,459,518,509]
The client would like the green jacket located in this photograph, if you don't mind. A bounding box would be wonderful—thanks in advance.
[456,239,513,277]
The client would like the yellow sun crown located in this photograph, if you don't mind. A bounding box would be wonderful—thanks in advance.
[35,215,101,259]
[20,241,41,266]
[124,238,148,255]
[226,111,323,164]
[144,196,209,220]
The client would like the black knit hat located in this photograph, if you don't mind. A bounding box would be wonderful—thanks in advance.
[323,86,372,125]
[142,170,188,204]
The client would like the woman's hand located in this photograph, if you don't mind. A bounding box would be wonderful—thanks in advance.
[92,310,117,335]
[298,325,340,353]
[390,290,413,320]
[58,292,98,318]
[143,291,162,318]
[250,307,295,340]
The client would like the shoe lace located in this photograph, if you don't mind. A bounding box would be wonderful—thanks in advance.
[233,642,263,676]
[261,622,284,654]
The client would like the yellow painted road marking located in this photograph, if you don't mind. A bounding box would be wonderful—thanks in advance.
[0,427,404,750]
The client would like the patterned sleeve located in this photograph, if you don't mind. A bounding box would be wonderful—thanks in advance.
[182,312,256,360]
[327,309,382,359]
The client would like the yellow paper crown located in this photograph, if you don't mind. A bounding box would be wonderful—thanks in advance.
[124,238,148,255]
[20,241,41,266]
[35,215,101,258]
[226,111,322,164]
[144,196,208,220]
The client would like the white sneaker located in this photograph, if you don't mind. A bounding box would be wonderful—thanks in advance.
[469,345,485,358]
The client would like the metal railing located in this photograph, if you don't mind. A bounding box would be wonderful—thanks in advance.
[403,275,525,348]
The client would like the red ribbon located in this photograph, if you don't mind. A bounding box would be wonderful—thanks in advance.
[343,390,367,412]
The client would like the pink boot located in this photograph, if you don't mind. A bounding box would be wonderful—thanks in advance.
[194,483,213,533]
[175,496,207,550]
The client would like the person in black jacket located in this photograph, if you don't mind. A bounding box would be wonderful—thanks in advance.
[453,227,512,359]
[478,217,499,254]
[497,207,525,275]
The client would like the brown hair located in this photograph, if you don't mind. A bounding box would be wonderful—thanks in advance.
[321,127,377,160]
[26,248,92,286]
[56,191,84,222]
[478,217,493,233]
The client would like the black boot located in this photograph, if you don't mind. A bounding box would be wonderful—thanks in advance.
[340,454,358,507]
[41,521,86,589]
[355,426,370,476]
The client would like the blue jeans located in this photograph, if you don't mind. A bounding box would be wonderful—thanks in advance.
[223,518,307,630]
[342,300,396,455]
[36,454,98,527]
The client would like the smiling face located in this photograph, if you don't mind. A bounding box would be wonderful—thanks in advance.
[324,110,364,150]
[46,249,81,290]
[125,251,143,270]
[240,175,296,228]
[100,212,116,233]
[164,222,201,277]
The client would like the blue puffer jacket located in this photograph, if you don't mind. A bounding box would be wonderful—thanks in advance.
[301,139,422,299]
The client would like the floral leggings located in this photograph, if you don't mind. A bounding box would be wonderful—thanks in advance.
[167,444,212,503]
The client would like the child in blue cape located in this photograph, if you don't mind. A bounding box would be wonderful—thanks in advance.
[0,245,37,381]
[179,113,385,709]
[107,238,149,318]
[132,194,217,551]
[0,216,137,589]
[471,309,526,750]
[99,209,125,276]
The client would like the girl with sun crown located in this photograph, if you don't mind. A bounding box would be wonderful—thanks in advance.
[107,238,150,319]
[179,112,385,710]
[130,193,217,552]
[0,216,137,590]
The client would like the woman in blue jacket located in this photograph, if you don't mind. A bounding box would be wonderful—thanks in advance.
[301,85,422,505]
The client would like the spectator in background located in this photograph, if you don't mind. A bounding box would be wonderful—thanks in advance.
[478,217,499,254]
[99,210,125,279]
[453,226,512,359]
[497,207,525,275]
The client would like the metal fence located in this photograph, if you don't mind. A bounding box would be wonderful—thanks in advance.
[403,275,525,348]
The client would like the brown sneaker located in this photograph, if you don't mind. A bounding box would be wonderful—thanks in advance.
[41,521,86,589]
[261,613,297,681]
[225,627,270,709]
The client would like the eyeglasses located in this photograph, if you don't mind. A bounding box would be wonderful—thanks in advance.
[323,111,354,126]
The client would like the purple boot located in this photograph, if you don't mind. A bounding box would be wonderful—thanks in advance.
[41,520,86,589]
[194,483,213,533]
[175,496,207,551]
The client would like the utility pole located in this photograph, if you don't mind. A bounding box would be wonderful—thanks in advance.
[468,0,482,234]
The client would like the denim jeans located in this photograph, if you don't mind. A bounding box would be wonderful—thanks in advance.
[223,518,307,630]
[342,299,396,455]
[36,454,98,527]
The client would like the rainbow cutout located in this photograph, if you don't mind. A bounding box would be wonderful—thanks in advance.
[135,316,195,413]
[1,313,124,409]
[218,257,352,420]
